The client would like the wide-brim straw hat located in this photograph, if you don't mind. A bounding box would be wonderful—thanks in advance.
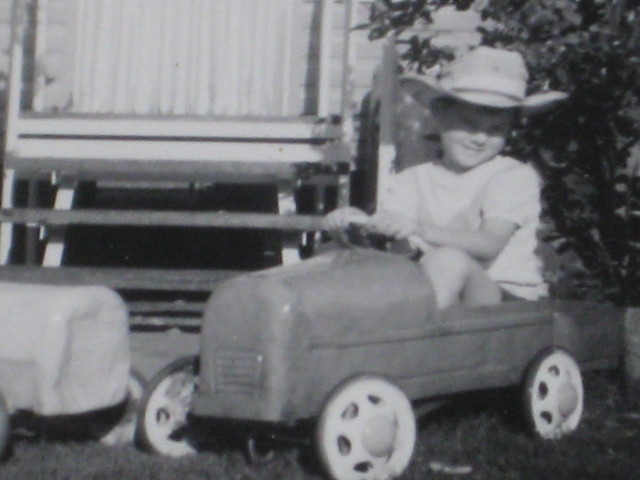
[401,46,567,114]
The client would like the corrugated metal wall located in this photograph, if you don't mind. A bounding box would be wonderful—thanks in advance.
[0,0,383,117]
[0,1,10,70]
[0,1,497,117]
[1,0,13,117]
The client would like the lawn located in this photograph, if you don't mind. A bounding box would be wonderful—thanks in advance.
[1,371,639,480]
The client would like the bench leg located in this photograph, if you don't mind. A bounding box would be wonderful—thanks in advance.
[43,179,76,266]
[25,180,40,265]
[278,183,301,266]
[337,172,350,208]
[299,184,326,260]
[0,169,16,265]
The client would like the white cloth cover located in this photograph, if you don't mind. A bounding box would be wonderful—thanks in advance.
[0,284,130,415]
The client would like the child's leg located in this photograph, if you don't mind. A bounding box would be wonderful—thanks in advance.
[419,247,502,309]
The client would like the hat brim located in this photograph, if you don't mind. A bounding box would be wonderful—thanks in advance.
[399,74,567,115]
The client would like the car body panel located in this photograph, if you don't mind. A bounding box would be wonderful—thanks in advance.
[192,248,624,423]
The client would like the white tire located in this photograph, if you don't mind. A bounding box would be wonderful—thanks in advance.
[136,356,198,457]
[524,349,584,439]
[317,375,416,480]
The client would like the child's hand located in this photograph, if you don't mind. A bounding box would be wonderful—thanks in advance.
[368,212,416,239]
[324,207,370,231]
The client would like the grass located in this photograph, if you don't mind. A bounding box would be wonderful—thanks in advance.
[1,371,639,480]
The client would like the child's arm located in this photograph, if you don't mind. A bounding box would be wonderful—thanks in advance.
[324,206,370,231]
[415,217,517,261]
[367,211,516,260]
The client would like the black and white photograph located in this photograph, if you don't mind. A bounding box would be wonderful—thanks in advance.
[0,1,639,479]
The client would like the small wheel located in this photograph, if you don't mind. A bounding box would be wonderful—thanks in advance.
[246,433,276,464]
[136,356,199,457]
[0,391,9,459]
[99,368,146,445]
[99,368,147,445]
[316,375,416,480]
[524,349,584,439]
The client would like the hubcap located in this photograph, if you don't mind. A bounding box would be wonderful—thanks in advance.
[362,415,397,458]
[557,382,579,417]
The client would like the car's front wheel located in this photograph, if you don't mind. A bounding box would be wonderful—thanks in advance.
[135,355,199,457]
[316,375,416,480]
[523,348,584,439]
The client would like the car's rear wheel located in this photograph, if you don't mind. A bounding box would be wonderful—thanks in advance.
[136,356,199,456]
[246,433,276,464]
[316,375,416,480]
[524,349,583,439]
[0,390,9,459]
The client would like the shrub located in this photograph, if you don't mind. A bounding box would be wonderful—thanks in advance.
[365,0,640,305]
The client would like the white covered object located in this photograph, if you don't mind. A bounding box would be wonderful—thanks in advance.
[0,284,130,415]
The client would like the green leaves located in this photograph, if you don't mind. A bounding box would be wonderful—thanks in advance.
[368,0,458,39]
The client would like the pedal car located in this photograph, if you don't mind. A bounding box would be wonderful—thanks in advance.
[0,283,144,456]
[136,245,624,480]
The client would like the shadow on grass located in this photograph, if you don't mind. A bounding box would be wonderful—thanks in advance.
[9,395,133,445]
[414,384,529,446]
[407,369,640,480]
[3,370,639,480]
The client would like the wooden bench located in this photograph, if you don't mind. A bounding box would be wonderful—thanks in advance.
[1,0,357,275]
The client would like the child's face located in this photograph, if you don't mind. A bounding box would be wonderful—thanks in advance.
[432,99,515,172]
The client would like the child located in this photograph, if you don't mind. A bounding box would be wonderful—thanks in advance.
[326,46,566,309]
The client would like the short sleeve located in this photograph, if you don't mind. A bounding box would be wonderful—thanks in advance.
[481,164,542,226]
[379,167,420,221]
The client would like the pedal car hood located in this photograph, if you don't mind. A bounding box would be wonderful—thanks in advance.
[194,249,435,421]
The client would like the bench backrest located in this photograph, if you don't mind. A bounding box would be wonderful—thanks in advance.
[3,0,357,176]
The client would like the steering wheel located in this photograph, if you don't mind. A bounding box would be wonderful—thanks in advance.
[331,222,427,261]
[331,222,393,250]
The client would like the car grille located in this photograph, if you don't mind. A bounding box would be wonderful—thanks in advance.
[214,349,264,395]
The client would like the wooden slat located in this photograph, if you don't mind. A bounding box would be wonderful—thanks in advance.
[375,34,400,211]
[0,208,328,230]
[0,265,242,291]
[127,300,206,329]
[128,301,206,314]
[5,156,348,182]
[129,316,203,329]
[4,155,322,178]
[318,0,334,117]
[16,115,342,139]
[12,138,331,163]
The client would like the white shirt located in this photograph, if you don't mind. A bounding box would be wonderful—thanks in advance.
[382,155,548,299]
